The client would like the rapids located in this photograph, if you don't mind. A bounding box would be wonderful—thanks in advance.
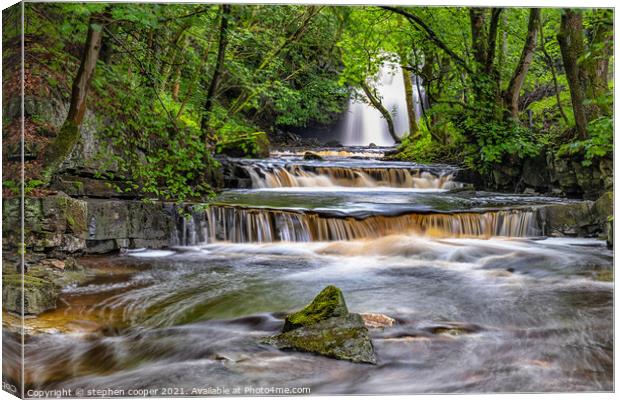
[4,147,613,394]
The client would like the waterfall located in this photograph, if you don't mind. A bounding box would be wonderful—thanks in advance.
[204,206,541,243]
[170,205,210,246]
[337,60,426,147]
[243,164,460,189]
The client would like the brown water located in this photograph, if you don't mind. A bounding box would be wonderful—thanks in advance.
[3,148,613,395]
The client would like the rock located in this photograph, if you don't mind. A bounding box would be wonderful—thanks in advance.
[2,195,87,253]
[282,285,348,332]
[539,201,596,236]
[302,151,324,161]
[45,259,65,270]
[266,286,376,364]
[325,140,343,148]
[360,313,396,329]
[368,143,377,148]
[2,274,59,315]
[85,199,177,253]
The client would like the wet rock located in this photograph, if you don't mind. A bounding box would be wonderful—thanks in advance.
[85,199,177,253]
[539,201,596,236]
[521,153,551,192]
[426,322,482,336]
[265,286,376,364]
[2,274,59,315]
[303,151,324,161]
[2,195,87,254]
[360,313,396,329]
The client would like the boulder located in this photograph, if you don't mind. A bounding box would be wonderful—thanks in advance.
[303,151,324,161]
[265,285,376,364]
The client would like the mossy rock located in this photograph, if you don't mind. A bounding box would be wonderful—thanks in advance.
[266,313,376,364]
[265,285,376,364]
[283,285,348,332]
[2,274,59,315]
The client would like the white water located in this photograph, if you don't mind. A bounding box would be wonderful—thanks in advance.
[338,61,425,146]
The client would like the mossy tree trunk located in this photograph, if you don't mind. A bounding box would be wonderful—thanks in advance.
[557,9,588,139]
[503,8,540,120]
[360,80,400,144]
[401,66,419,139]
[200,4,231,144]
[43,12,104,179]
[583,8,613,117]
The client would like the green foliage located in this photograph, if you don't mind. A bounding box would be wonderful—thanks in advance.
[394,125,464,164]
[2,179,46,196]
[558,116,613,166]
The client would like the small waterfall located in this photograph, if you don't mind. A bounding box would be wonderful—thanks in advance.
[244,165,460,189]
[204,206,540,243]
[337,60,426,146]
[170,205,210,246]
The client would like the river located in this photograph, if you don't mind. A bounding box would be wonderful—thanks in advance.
[5,147,613,394]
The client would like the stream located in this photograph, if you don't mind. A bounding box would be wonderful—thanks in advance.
[6,147,613,394]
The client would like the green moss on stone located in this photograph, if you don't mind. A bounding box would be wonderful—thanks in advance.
[283,285,348,332]
[266,314,376,364]
[2,273,59,315]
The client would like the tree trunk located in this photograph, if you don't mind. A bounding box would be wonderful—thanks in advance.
[43,13,103,178]
[401,66,419,139]
[539,23,569,124]
[583,8,612,117]
[200,4,231,140]
[360,80,400,143]
[469,8,488,68]
[503,8,541,120]
[485,8,503,74]
[557,9,588,139]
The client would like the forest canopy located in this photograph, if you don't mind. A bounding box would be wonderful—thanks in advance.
[3,4,613,200]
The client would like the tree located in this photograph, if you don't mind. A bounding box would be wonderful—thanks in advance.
[360,80,399,143]
[503,8,540,119]
[42,11,104,179]
[557,9,588,139]
[401,66,419,139]
[200,4,231,142]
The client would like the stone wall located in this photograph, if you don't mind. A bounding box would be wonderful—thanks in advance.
[537,192,613,238]
[2,195,181,256]
[489,151,613,199]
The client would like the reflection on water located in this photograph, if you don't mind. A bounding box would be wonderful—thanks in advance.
[6,236,612,394]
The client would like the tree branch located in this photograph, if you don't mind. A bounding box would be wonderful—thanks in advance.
[380,6,473,74]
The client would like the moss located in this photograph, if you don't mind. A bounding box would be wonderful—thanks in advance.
[266,313,376,364]
[283,285,348,332]
[42,121,80,180]
[3,274,50,288]
[2,273,59,315]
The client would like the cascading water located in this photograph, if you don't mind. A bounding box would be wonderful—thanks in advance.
[337,60,426,146]
[204,206,540,243]
[243,164,460,189]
